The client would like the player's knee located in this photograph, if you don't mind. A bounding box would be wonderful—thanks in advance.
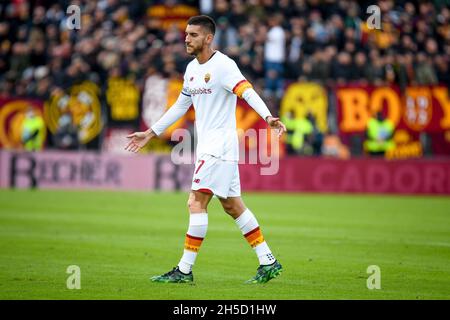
[187,198,204,213]
[222,202,244,217]
[222,202,235,215]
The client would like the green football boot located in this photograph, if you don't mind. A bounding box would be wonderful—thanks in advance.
[150,267,193,283]
[245,260,283,284]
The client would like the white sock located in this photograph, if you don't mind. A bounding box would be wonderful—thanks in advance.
[178,212,208,274]
[235,208,276,265]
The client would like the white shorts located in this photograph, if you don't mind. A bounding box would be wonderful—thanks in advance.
[191,154,241,199]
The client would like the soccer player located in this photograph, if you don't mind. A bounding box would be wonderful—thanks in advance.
[125,15,286,284]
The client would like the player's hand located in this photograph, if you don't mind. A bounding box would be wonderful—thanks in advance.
[266,116,287,138]
[125,130,154,153]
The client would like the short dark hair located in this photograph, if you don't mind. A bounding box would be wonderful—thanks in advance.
[187,15,216,35]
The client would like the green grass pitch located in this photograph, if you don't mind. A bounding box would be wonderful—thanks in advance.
[0,190,449,299]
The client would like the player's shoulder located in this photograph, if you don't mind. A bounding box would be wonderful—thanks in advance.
[184,51,238,75]
[185,59,197,72]
[211,51,239,71]
[215,51,237,65]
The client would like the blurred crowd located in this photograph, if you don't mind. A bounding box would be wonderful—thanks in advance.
[208,0,450,96]
[0,0,449,156]
[1,0,449,100]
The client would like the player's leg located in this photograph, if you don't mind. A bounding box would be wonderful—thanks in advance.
[151,190,213,283]
[178,190,213,273]
[219,196,282,283]
[219,196,276,264]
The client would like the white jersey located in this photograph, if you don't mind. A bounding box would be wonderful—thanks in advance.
[151,51,271,161]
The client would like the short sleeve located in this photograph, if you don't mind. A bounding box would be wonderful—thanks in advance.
[221,59,253,98]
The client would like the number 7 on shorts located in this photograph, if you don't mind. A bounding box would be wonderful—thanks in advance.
[195,160,205,174]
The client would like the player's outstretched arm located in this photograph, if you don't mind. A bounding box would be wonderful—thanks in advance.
[125,129,156,153]
[124,90,192,153]
[223,59,286,138]
[241,88,286,138]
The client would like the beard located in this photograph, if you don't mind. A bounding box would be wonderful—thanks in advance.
[186,43,204,56]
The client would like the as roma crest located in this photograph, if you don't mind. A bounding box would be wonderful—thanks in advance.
[204,73,211,83]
